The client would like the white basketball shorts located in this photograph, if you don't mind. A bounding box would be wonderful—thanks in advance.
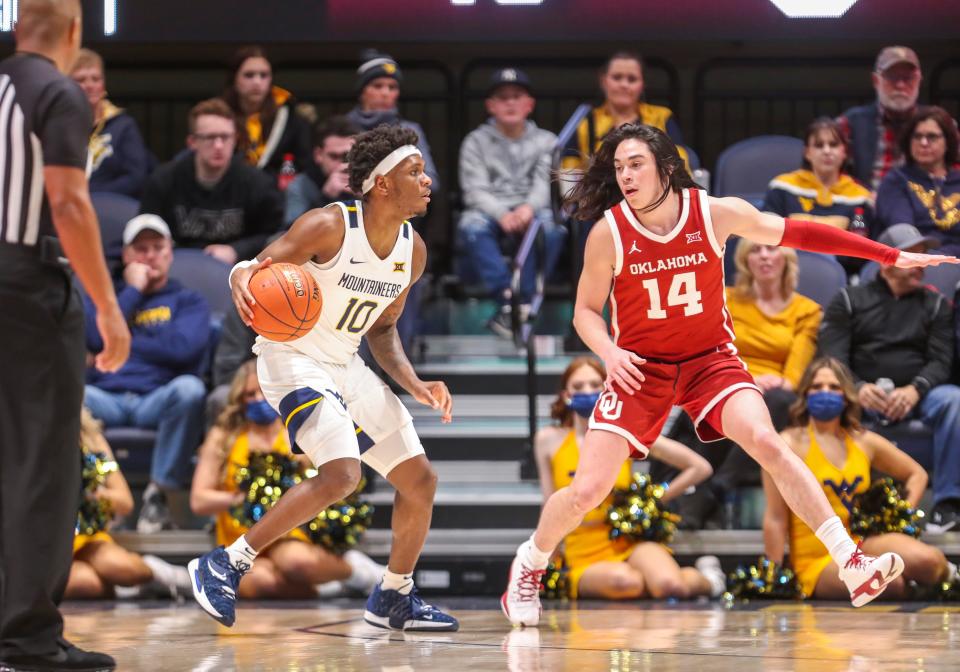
[255,341,424,477]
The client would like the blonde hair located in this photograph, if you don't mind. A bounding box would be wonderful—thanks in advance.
[732,238,798,301]
[79,406,103,452]
[71,47,103,74]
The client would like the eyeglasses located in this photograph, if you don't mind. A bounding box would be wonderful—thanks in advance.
[324,151,350,163]
[879,70,921,85]
[193,132,235,145]
[912,132,945,143]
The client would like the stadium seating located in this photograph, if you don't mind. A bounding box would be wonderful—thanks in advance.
[713,135,804,209]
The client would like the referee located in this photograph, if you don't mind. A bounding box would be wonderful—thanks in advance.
[0,2,130,671]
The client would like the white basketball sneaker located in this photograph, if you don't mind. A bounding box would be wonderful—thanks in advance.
[501,543,546,627]
[838,544,905,607]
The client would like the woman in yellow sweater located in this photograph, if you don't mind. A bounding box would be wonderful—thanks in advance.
[534,357,726,600]
[190,361,382,598]
[764,357,954,599]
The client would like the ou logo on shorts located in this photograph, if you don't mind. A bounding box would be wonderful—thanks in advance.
[597,391,623,420]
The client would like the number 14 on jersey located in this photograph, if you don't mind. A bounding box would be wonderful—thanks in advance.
[641,272,703,319]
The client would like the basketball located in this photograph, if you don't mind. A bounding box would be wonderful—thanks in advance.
[248,263,322,342]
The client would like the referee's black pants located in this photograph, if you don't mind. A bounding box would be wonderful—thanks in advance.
[0,248,85,657]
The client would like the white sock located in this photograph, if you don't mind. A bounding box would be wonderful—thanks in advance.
[521,537,551,569]
[946,561,958,583]
[815,516,858,566]
[225,535,258,571]
[381,569,414,595]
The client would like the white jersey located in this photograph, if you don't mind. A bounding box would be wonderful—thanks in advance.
[256,200,414,365]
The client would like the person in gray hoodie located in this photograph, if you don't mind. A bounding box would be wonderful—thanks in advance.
[458,68,566,337]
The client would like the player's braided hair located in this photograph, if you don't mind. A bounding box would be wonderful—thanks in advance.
[565,123,696,223]
[347,124,421,196]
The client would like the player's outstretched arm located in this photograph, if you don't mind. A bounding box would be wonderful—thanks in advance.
[709,196,960,268]
[573,220,646,395]
[229,206,346,325]
[366,232,453,423]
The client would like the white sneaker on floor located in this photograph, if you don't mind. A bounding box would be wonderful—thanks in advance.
[838,545,904,607]
[142,554,192,597]
[342,550,386,594]
[500,543,546,627]
[695,555,726,598]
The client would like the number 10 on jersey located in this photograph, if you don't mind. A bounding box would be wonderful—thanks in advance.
[641,272,703,319]
[336,297,378,333]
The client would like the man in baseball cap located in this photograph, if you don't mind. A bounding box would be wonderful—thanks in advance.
[878,222,939,252]
[837,46,924,190]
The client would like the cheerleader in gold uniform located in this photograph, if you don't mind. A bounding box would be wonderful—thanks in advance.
[190,361,383,598]
[534,357,726,600]
[763,357,953,598]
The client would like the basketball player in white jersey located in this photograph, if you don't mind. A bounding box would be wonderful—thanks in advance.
[189,124,459,631]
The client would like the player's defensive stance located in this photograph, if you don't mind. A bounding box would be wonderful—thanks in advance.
[190,125,458,631]
[502,123,958,626]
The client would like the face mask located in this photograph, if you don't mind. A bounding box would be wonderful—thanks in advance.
[567,392,601,419]
[807,391,845,421]
[246,399,279,425]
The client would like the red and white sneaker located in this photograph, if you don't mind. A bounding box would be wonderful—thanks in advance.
[500,547,546,627]
[838,543,905,607]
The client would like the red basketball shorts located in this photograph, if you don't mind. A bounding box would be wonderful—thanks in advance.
[588,346,760,457]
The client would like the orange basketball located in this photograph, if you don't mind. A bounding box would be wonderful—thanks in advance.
[248,263,322,342]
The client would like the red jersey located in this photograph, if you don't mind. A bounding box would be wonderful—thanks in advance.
[604,188,736,362]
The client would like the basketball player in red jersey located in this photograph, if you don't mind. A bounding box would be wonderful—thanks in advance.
[502,123,959,626]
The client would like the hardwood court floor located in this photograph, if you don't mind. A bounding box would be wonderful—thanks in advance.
[60,598,959,671]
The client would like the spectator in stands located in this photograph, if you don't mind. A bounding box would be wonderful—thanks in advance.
[284,116,360,228]
[346,50,440,188]
[838,46,923,190]
[457,68,566,337]
[664,241,821,528]
[67,408,192,599]
[222,45,311,179]
[83,215,210,534]
[534,357,726,601]
[875,106,960,256]
[818,223,960,533]
[561,51,686,175]
[191,361,383,598]
[763,357,955,599]
[70,48,150,198]
[763,117,874,274]
[140,98,284,265]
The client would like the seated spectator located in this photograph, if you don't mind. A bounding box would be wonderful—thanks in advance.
[83,215,210,534]
[818,223,960,533]
[534,357,725,601]
[663,241,821,527]
[140,98,284,265]
[284,116,360,228]
[763,117,874,274]
[70,48,150,198]
[560,51,686,176]
[191,361,383,598]
[838,46,923,190]
[457,68,566,337]
[68,408,191,599]
[763,357,954,599]
[346,50,440,188]
[875,106,960,255]
[222,45,311,179]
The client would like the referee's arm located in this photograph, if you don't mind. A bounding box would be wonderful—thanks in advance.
[45,166,130,372]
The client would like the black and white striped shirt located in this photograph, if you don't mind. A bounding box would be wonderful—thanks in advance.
[0,52,90,249]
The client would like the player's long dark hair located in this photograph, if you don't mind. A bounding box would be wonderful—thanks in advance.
[565,123,696,223]
[348,124,420,196]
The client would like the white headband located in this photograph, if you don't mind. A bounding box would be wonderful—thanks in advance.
[361,145,422,194]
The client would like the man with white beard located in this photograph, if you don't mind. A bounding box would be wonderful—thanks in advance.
[837,46,925,191]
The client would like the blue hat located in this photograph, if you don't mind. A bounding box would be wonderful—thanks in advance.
[356,50,403,93]
[487,67,532,97]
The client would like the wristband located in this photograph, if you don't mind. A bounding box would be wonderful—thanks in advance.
[228,259,259,288]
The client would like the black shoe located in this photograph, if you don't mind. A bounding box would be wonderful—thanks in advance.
[486,306,514,339]
[0,641,115,671]
[136,483,175,534]
[927,501,960,534]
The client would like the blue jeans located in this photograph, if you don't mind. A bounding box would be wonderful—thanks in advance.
[83,375,206,490]
[457,208,567,301]
[915,384,960,505]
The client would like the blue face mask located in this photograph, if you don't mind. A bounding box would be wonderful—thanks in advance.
[807,391,845,421]
[246,400,279,425]
[567,392,601,418]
